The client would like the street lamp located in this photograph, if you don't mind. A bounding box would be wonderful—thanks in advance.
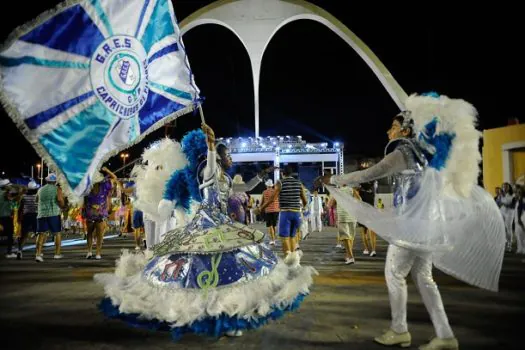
[36,163,42,186]
[120,153,129,166]
[120,153,130,177]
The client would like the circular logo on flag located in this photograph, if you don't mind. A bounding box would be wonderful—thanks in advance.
[90,36,149,119]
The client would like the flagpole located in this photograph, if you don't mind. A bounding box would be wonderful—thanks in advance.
[112,158,140,175]
[198,104,205,124]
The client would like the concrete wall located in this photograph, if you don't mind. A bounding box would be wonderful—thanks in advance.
[482,124,525,195]
[512,149,525,182]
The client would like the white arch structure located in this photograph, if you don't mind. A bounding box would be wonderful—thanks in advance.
[180,0,408,137]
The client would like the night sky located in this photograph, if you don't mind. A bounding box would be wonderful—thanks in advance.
[0,0,520,178]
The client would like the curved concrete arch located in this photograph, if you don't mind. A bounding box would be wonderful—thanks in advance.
[260,13,407,109]
[180,0,408,137]
[180,19,252,65]
[180,18,256,132]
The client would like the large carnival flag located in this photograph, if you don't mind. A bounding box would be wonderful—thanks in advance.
[0,0,200,200]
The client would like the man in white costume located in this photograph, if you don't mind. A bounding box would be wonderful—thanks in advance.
[309,190,323,232]
[317,93,506,350]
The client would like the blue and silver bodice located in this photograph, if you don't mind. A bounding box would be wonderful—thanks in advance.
[197,159,233,215]
[385,138,427,211]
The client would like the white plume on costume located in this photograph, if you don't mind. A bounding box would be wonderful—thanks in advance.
[173,202,200,225]
[131,138,187,221]
[158,200,199,226]
[407,94,481,198]
[157,199,175,220]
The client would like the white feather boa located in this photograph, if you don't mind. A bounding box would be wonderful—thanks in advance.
[406,94,481,198]
[94,250,317,326]
[131,138,188,221]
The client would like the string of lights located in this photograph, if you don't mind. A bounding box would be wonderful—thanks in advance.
[216,135,342,154]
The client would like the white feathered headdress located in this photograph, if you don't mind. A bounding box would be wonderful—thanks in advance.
[406,92,481,198]
[131,138,187,220]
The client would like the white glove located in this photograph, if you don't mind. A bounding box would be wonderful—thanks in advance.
[158,199,174,220]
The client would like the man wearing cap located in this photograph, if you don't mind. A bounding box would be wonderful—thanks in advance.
[0,178,17,258]
[17,180,40,259]
[260,179,280,245]
[258,165,307,260]
[35,173,64,262]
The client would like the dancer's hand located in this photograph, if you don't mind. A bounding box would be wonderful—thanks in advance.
[314,170,332,189]
[201,123,215,150]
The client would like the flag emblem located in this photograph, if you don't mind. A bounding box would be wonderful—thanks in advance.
[0,0,200,200]
[91,35,149,118]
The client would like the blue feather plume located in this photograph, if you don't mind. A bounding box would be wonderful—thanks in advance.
[162,129,208,210]
[164,170,191,210]
[419,118,455,170]
[422,91,440,98]
[181,130,207,169]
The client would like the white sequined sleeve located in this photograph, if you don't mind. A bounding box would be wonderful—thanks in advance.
[330,150,409,186]
[202,150,216,182]
[232,175,262,193]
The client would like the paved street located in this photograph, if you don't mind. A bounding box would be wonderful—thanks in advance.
[1,224,524,349]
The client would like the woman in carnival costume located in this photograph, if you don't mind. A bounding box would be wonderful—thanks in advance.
[95,123,316,341]
[83,167,119,260]
[317,93,505,350]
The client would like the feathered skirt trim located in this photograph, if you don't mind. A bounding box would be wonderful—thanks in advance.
[94,249,317,339]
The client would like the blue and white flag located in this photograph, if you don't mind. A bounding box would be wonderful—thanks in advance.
[0,0,200,200]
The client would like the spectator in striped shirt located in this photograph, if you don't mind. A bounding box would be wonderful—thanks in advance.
[258,165,306,260]
[0,179,17,258]
[17,181,40,259]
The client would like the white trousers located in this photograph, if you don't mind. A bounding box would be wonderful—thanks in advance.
[515,212,525,254]
[157,215,177,244]
[310,212,322,232]
[144,216,177,248]
[385,244,454,339]
[144,220,156,249]
[501,209,514,245]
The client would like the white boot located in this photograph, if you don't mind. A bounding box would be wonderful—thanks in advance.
[374,329,411,348]
[284,251,302,267]
[419,337,458,350]
[225,330,243,337]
